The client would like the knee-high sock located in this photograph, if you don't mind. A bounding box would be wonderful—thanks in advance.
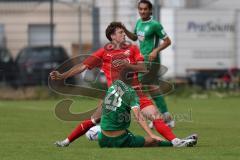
[158,141,173,147]
[153,96,168,114]
[153,118,176,141]
[67,119,95,142]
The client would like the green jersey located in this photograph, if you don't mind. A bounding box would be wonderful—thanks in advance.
[100,80,140,131]
[134,17,167,61]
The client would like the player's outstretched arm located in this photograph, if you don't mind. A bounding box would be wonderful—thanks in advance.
[132,107,163,141]
[50,63,87,80]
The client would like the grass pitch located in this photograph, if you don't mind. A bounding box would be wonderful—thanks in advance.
[0,96,240,160]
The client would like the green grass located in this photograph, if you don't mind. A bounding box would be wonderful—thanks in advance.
[0,96,240,160]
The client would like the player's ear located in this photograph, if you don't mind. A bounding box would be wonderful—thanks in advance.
[110,34,115,41]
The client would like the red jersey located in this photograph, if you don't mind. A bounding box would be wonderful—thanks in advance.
[83,44,144,86]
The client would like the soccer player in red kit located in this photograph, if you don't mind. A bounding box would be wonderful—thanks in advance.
[50,22,197,147]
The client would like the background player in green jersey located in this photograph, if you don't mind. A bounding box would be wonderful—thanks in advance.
[124,0,174,127]
[98,79,196,148]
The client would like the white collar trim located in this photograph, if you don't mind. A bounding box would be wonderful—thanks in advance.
[141,16,153,23]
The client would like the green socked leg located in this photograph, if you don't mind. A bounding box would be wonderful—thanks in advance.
[153,95,168,114]
[158,141,173,147]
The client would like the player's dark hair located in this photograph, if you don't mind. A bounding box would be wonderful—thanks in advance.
[105,22,124,41]
[138,0,153,10]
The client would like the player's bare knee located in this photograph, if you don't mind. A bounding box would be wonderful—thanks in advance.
[91,105,103,124]
[148,109,161,120]
[91,116,101,124]
[152,112,161,120]
[141,105,161,121]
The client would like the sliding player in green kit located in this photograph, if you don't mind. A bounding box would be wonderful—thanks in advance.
[99,80,164,147]
[124,0,174,127]
[98,78,196,148]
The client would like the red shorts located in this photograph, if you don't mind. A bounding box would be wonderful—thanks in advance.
[134,87,153,110]
[139,95,153,110]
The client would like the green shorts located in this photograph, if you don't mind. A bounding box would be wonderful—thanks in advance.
[98,130,145,148]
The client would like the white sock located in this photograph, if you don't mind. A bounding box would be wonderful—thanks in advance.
[62,138,70,145]
[171,138,181,147]
[163,112,170,116]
